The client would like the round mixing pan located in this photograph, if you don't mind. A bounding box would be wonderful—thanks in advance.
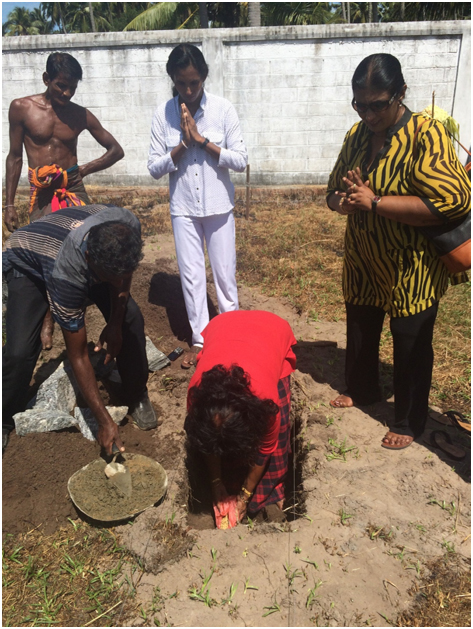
[68,453,168,522]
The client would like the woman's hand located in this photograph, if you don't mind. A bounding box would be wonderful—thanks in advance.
[340,167,374,212]
[180,104,204,144]
[179,104,192,145]
[236,495,249,523]
[211,480,229,513]
[334,194,358,215]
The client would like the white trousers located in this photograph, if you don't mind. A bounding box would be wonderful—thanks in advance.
[171,211,239,346]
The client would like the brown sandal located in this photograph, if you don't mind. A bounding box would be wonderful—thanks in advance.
[430,430,466,460]
[181,345,201,369]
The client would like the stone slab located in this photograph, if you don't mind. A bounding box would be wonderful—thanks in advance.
[27,361,79,413]
[146,336,170,372]
[14,409,76,437]
[74,406,129,441]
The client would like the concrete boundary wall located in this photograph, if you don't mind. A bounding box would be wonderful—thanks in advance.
[2,22,471,187]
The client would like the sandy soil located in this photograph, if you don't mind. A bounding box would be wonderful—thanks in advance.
[2,233,471,627]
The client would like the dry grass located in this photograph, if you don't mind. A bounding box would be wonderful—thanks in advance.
[5,185,470,417]
[397,553,471,627]
[235,187,346,320]
[233,187,470,416]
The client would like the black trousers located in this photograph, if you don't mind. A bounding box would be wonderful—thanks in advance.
[344,301,439,438]
[3,271,148,430]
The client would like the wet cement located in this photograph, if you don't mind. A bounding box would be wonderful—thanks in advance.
[68,454,167,522]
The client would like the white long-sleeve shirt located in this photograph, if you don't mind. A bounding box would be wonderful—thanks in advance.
[147,90,248,217]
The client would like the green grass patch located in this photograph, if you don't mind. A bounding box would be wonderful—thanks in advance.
[2,522,136,627]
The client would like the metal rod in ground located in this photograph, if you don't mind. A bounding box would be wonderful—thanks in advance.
[245,164,251,220]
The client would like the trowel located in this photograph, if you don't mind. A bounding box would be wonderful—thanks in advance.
[104,445,132,498]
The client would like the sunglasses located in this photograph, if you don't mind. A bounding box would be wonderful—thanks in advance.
[352,93,398,114]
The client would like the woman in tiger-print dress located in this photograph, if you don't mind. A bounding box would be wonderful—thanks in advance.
[326,53,470,450]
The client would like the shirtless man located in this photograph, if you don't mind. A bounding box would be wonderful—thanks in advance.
[4,51,124,348]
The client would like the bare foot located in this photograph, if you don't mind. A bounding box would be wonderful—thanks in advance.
[381,432,414,450]
[40,310,55,350]
[330,394,353,408]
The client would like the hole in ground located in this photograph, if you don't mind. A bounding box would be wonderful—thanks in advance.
[185,401,307,530]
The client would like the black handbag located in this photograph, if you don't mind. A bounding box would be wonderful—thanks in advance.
[419,213,471,274]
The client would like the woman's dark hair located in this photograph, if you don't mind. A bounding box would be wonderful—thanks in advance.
[185,365,279,464]
[87,221,143,276]
[352,53,405,96]
[166,44,209,97]
[46,52,83,82]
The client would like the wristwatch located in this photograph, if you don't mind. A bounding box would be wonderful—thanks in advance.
[200,137,210,149]
[371,196,382,213]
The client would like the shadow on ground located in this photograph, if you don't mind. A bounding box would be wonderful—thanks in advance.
[295,340,471,483]
[147,270,218,347]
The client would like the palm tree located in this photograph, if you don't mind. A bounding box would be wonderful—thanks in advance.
[89,2,148,32]
[30,7,55,34]
[3,6,37,36]
[89,2,97,31]
[64,2,92,33]
[198,2,209,27]
[379,2,471,21]
[263,2,337,26]
[42,2,68,34]
[208,2,246,27]
[124,2,201,31]
[248,2,261,27]
[345,2,371,23]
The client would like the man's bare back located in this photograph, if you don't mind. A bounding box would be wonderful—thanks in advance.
[4,54,124,232]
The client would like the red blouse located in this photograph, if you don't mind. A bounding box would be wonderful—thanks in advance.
[188,310,297,456]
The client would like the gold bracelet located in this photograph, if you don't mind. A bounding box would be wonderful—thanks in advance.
[239,493,250,504]
[241,486,253,498]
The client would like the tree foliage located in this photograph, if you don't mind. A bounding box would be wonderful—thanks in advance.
[124,2,200,31]
[1,2,471,36]
[3,6,40,36]
[379,2,470,22]
[263,3,338,26]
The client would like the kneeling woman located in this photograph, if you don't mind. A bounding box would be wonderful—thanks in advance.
[185,310,297,528]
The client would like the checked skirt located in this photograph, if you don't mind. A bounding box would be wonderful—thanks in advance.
[222,375,292,514]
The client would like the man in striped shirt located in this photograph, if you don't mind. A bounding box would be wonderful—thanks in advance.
[3,204,157,453]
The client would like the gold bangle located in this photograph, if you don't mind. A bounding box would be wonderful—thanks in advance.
[241,486,253,498]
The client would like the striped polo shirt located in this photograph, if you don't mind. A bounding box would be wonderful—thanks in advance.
[5,205,141,331]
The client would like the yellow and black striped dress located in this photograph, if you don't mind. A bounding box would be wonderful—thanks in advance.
[327,108,471,318]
